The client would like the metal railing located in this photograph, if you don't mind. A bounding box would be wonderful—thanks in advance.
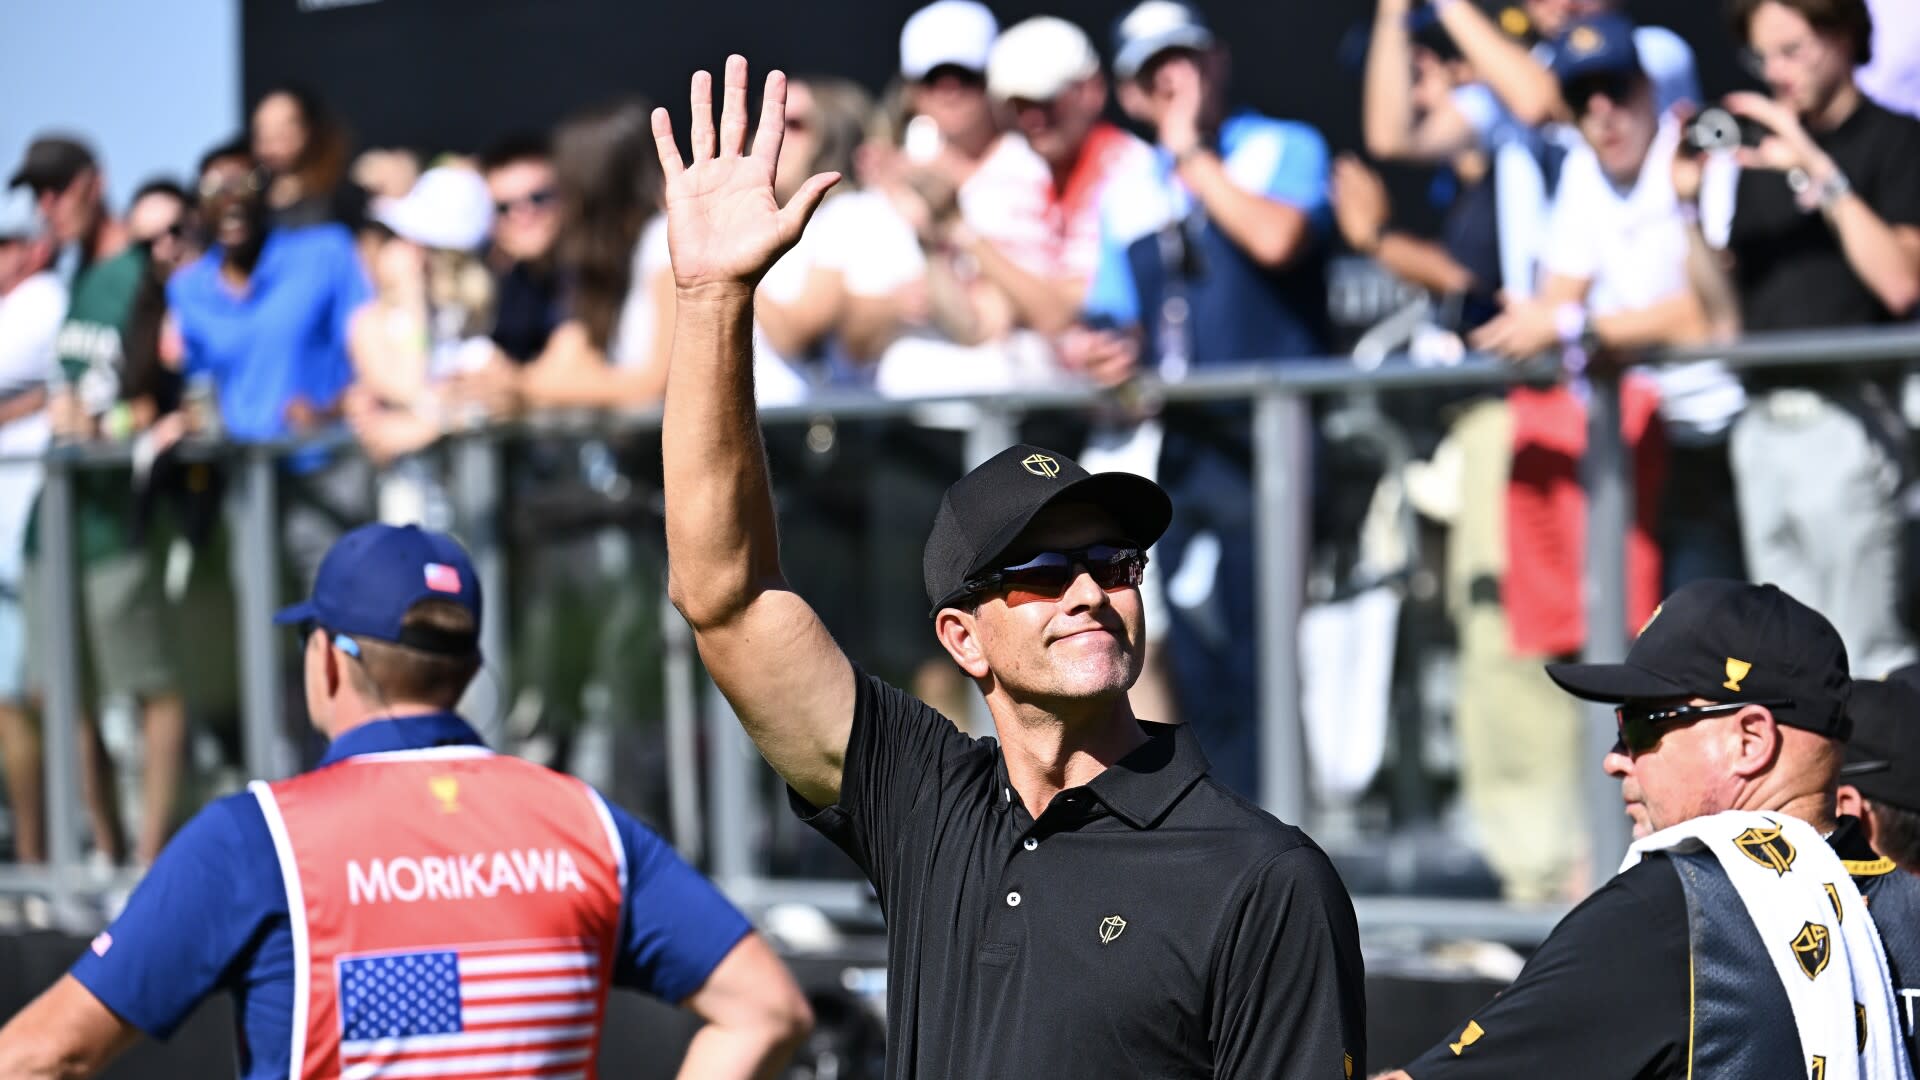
[3,323,1917,942]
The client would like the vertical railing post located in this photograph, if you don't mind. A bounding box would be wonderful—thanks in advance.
[36,447,84,927]
[232,447,289,781]
[960,406,1018,738]
[661,584,703,865]
[703,679,755,891]
[1582,370,1634,872]
[1254,389,1311,827]
[451,434,509,743]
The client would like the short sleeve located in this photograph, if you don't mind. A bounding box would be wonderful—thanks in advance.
[832,194,926,297]
[787,667,979,894]
[604,799,752,1004]
[1404,859,1690,1079]
[69,795,279,1039]
[0,275,66,389]
[332,233,371,344]
[1542,147,1602,282]
[1225,120,1328,214]
[1864,114,1920,229]
[1081,226,1142,327]
[610,218,671,368]
[1450,84,1507,148]
[1210,845,1367,1080]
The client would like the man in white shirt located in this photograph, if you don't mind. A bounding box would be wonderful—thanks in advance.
[0,187,65,875]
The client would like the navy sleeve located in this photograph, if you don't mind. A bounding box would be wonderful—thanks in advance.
[605,800,752,1004]
[1405,858,1690,1079]
[69,793,281,1039]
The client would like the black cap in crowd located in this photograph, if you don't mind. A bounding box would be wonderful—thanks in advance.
[923,444,1171,614]
[9,136,97,193]
[1842,671,1920,814]
[1546,579,1852,739]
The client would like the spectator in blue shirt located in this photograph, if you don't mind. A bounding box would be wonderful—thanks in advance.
[1068,0,1332,797]
[0,524,810,1079]
[170,138,372,593]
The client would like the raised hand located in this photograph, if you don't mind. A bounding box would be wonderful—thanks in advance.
[652,55,840,298]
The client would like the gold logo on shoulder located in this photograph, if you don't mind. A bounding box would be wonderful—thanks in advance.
[1021,453,1061,478]
[1344,1051,1354,1078]
[1724,657,1752,691]
[1099,914,1127,944]
[1735,824,1796,875]
[1857,1002,1868,1051]
[1825,882,1844,923]
[429,775,460,814]
[1791,922,1832,980]
[1449,1020,1486,1056]
[1812,1055,1827,1080]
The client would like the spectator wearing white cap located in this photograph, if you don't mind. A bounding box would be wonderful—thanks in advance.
[943,15,1159,338]
[344,165,503,523]
[0,189,64,874]
[898,0,1002,178]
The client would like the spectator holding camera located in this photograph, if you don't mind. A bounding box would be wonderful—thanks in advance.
[1684,0,1920,676]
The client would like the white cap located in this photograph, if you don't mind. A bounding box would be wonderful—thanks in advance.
[0,187,41,240]
[900,0,999,80]
[1112,0,1215,81]
[373,166,494,252]
[988,16,1100,102]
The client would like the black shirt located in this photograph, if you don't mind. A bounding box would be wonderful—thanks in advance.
[490,260,563,363]
[1407,818,1906,1078]
[1727,98,1920,387]
[792,669,1367,1079]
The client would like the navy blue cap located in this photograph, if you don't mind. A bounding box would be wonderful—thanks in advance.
[275,524,482,655]
[1111,0,1215,81]
[1551,13,1643,87]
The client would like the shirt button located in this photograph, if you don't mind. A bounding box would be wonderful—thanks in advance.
[1022,837,1038,851]
[1006,890,1022,908]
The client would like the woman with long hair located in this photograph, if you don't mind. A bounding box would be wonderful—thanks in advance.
[251,85,368,229]
[516,98,672,408]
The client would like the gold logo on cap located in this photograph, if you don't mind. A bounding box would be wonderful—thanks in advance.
[1724,657,1752,692]
[1098,914,1127,944]
[1735,824,1797,875]
[1568,25,1602,55]
[1791,921,1831,980]
[1021,453,1061,478]
[429,775,460,814]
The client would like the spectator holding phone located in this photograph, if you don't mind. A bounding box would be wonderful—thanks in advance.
[1683,0,1920,677]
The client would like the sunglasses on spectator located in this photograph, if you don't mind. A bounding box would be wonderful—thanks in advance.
[1613,699,1793,755]
[951,544,1146,611]
[1565,72,1642,116]
[494,187,556,216]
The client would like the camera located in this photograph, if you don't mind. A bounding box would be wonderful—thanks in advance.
[1683,107,1766,153]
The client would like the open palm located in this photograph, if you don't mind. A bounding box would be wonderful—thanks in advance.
[652,56,840,293]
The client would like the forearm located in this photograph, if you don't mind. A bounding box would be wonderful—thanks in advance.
[1362,4,1417,158]
[1592,291,1709,350]
[1682,222,1742,340]
[674,1021,805,1080]
[1177,152,1313,268]
[662,288,784,628]
[923,254,997,346]
[755,273,845,358]
[1827,197,1920,315]
[1371,233,1477,296]
[1436,0,1564,126]
[962,234,1084,335]
[838,294,903,362]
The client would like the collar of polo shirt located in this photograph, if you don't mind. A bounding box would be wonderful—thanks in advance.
[994,720,1209,827]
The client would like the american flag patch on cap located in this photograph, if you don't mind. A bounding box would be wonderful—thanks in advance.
[424,563,462,594]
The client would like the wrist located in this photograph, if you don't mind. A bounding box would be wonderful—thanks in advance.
[674,281,757,306]
[1352,227,1385,256]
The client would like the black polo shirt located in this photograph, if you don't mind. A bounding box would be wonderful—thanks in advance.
[1405,817,1905,1078]
[791,668,1366,1079]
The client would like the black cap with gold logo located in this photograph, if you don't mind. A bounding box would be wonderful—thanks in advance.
[923,443,1171,614]
[1842,674,1920,811]
[1546,579,1852,738]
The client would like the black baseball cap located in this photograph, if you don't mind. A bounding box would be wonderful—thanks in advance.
[1843,674,1920,813]
[9,136,96,193]
[1546,579,1852,739]
[923,443,1171,614]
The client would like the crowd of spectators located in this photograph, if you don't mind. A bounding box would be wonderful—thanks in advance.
[0,0,1918,913]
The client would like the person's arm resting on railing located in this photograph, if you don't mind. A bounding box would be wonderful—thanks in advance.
[654,55,852,810]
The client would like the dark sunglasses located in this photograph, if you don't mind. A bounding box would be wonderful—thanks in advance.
[951,543,1146,612]
[1566,72,1642,116]
[493,187,556,216]
[1613,698,1793,755]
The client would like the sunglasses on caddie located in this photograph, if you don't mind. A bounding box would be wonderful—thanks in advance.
[1613,698,1793,755]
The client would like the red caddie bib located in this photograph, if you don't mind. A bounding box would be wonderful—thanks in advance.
[250,746,626,1079]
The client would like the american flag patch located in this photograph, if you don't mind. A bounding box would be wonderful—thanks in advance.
[422,563,462,594]
[336,938,601,1078]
